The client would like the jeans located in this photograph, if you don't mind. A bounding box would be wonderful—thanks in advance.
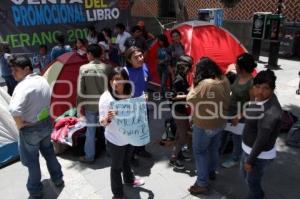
[232,134,242,160]
[192,125,222,187]
[19,118,63,196]
[3,75,17,96]
[84,110,98,161]
[241,152,272,199]
[108,141,134,197]
[157,64,168,97]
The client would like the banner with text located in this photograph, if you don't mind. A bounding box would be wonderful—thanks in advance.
[110,96,150,146]
[0,0,131,54]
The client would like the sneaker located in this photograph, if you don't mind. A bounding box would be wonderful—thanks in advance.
[178,152,192,162]
[132,177,145,188]
[169,159,185,170]
[181,144,190,152]
[188,184,209,195]
[125,177,145,188]
[221,158,238,168]
[79,156,95,164]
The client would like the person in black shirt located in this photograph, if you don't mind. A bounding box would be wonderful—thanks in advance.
[242,69,282,199]
[124,26,146,53]
[169,55,193,170]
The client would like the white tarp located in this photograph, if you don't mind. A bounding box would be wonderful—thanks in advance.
[0,88,18,145]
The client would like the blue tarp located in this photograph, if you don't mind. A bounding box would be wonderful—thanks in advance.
[0,88,19,168]
[0,142,19,168]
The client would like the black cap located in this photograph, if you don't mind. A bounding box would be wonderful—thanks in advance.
[176,55,193,67]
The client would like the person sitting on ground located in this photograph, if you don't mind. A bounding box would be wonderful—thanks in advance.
[222,53,257,168]
[169,55,193,170]
[241,69,282,199]
[99,67,145,199]
[8,56,64,198]
[50,33,72,61]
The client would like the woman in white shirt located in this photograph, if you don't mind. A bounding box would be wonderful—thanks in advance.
[86,25,98,45]
[99,67,144,199]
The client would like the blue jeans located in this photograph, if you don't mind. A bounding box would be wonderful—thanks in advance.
[192,125,222,187]
[19,118,63,196]
[84,110,98,161]
[232,134,242,160]
[157,64,168,97]
[3,75,17,96]
[241,152,272,199]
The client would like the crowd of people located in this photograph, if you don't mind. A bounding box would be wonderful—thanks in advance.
[0,21,283,199]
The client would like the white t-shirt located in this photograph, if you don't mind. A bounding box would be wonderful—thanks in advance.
[116,31,131,54]
[86,34,98,45]
[9,73,50,124]
[98,90,130,146]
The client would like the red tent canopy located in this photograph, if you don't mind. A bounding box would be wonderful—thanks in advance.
[147,21,247,86]
[42,52,88,119]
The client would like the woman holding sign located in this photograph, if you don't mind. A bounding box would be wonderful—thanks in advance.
[99,67,145,199]
[124,46,152,159]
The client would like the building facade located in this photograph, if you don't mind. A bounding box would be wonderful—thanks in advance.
[132,0,300,23]
[131,0,300,55]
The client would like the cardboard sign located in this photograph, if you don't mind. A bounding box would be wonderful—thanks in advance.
[110,96,150,146]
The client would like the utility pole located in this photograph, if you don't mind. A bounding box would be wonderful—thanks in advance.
[267,0,284,69]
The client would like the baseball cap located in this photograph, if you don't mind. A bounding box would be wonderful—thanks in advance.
[177,55,193,67]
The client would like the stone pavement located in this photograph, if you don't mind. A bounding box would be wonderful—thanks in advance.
[0,56,300,199]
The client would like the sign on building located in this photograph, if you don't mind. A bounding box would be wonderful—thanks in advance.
[0,0,131,54]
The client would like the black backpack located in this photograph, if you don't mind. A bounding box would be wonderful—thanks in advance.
[281,110,297,132]
[287,120,300,148]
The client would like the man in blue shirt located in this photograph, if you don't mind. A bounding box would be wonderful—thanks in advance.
[0,42,17,95]
[50,33,72,61]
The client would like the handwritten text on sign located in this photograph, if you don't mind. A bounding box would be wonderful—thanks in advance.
[110,96,150,146]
